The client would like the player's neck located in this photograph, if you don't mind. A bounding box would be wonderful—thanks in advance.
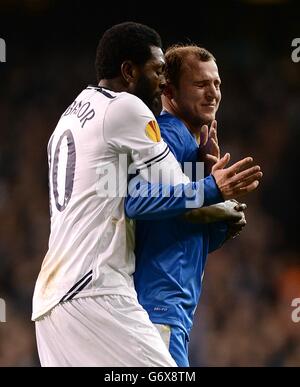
[162,99,187,127]
[163,101,202,144]
[191,129,201,144]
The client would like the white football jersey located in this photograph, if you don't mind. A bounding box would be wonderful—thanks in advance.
[32,86,190,320]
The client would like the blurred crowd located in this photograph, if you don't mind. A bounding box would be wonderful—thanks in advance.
[0,7,300,367]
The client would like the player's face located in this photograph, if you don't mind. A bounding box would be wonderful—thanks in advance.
[174,57,221,126]
[134,46,166,116]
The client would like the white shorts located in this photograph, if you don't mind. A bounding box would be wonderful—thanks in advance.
[35,295,177,367]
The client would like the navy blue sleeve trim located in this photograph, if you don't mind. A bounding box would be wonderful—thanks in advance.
[138,149,171,171]
[135,144,169,169]
[86,85,115,99]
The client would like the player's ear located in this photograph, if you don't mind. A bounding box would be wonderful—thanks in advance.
[121,61,136,85]
[162,83,174,99]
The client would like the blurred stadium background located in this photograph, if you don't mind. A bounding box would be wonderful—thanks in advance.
[0,0,299,367]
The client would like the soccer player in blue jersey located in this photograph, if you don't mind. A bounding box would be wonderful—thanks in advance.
[34,22,261,366]
[133,44,252,366]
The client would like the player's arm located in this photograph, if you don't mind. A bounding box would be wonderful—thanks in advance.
[183,200,243,224]
[104,95,223,219]
[126,152,261,220]
[125,174,222,220]
[125,153,261,220]
[104,95,262,219]
[125,152,261,220]
[124,108,224,219]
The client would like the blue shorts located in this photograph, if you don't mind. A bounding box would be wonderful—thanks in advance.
[155,323,190,367]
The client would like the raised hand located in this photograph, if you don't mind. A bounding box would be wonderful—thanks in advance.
[212,153,262,200]
[198,120,220,175]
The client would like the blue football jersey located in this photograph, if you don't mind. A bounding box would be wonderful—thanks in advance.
[134,111,227,335]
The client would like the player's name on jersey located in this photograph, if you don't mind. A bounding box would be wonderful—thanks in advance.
[0,38,6,63]
[63,99,95,128]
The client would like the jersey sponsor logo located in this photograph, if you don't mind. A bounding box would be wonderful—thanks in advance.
[145,120,161,142]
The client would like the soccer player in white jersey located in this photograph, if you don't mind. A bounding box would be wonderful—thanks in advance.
[32,22,262,367]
